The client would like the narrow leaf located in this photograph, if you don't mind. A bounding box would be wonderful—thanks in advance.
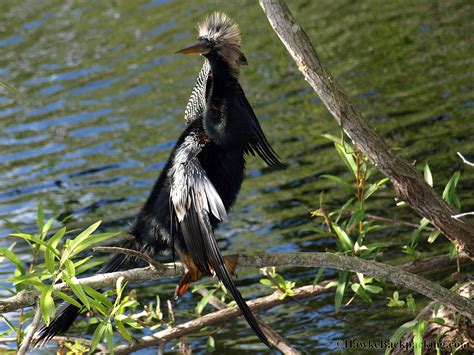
[335,271,349,313]
[424,164,433,187]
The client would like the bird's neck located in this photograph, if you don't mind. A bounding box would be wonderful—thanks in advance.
[206,56,237,97]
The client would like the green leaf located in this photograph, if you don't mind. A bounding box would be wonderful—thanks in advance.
[347,210,366,230]
[424,164,433,187]
[334,142,357,177]
[53,290,82,308]
[0,247,26,275]
[63,275,90,309]
[442,171,461,209]
[67,221,102,257]
[0,314,17,334]
[74,255,93,269]
[105,321,114,355]
[64,259,76,278]
[69,231,120,258]
[10,233,58,257]
[196,290,215,315]
[364,178,389,200]
[406,294,416,314]
[364,285,383,294]
[1,218,24,234]
[334,198,355,223]
[76,259,105,275]
[90,321,106,353]
[45,227,66,274]
[387,291,405,307]
[116,276,126,300]
[335,271,349,313]
[332,224,353,251]
[41,217,55,239]
[259,279,273,286]
[385,320,418,355]
[37,202,44,232]
[427,230,441,244]
[40,286,56,326]
[117,315,142,329]
[83,285,113,309]
[320,174,353,190]
[206,335,215,352]
[351,283,372,303]
[116,320,132,341]
[313,267,325,286]
[413,320,426,355]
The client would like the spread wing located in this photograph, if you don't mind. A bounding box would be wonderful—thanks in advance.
[168,133,268,345]
[236,84,285,168]
[184,60,211,125]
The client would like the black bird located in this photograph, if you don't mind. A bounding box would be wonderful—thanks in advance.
[36,12,282,348]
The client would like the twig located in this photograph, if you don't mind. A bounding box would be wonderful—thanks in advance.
[1,252,472,318]
[196,288,301,354]
[257,0,474,258]
[364,213,435,231]
[457,152,474,167]
[113,283,328,354]
[17,301,42,355]
[93,246,167,270]
[452,212,474,221]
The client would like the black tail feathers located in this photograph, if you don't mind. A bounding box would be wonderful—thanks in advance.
[34,249,130,347]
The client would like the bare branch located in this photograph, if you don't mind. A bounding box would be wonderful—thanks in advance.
[93,246,167,270]
[113,283,329,354]
[17,301,42,355]
[257,0,474,258]
[1,252,472,318]
[457,152,474,167]
[452,212,474,220]
[196,288,301,354]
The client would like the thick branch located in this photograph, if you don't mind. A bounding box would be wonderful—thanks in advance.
[257,0,474,258]
[1,252,472,318]
[114,283,328,354]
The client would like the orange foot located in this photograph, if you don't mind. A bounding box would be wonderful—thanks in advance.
[174,252,239,298]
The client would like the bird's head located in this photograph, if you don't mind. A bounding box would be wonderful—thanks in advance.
[176,12,247,76]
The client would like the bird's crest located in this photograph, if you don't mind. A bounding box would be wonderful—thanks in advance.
[198,12,246,75]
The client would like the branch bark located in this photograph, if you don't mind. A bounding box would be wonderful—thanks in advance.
[1,252,472,318]
[17,301,42,355]
[257,0,474,258]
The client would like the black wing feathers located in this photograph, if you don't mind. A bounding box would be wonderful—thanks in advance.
[236,85,284,168]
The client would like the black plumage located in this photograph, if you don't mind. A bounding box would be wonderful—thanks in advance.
[36,12,281,348]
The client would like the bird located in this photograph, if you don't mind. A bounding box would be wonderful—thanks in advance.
[36,12,282,348]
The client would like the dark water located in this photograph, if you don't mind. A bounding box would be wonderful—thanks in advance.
[1,0,473,353]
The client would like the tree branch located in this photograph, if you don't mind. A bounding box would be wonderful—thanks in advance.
[1,252,472,318]
[17,301,42,355]
[113,283,329,354]
[257,0,474,258]
[196,288,301,354]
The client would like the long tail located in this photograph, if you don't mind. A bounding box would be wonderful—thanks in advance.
[34,246,130,347]
[204,236,270,347]
[179,203,270,347]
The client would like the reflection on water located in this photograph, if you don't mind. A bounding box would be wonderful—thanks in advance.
[0,0,473,353]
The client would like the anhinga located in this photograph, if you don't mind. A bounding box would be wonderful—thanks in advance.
[37,12,282,348]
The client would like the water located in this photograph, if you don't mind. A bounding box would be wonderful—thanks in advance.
[1,0,473,353]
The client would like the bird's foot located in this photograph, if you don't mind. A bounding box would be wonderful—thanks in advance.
[175,265,204,299]
[223,255,239,276]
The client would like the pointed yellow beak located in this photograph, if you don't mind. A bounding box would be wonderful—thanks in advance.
[176,43,210,55]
